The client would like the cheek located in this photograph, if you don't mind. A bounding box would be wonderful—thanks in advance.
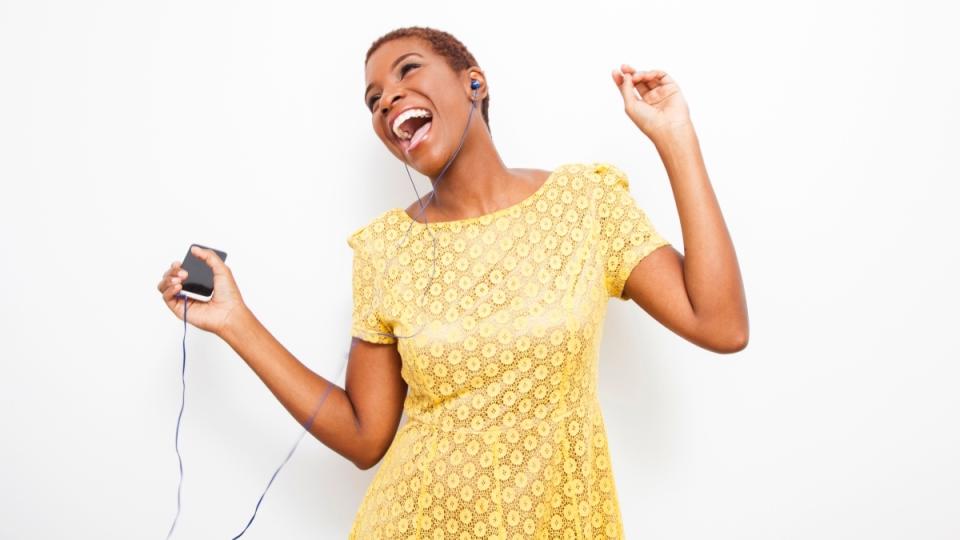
[372,120,397,152]
[372,119,386,140]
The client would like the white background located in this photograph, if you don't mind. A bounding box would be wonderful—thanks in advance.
[2,0,958,538]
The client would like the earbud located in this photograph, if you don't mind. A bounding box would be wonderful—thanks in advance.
[470,79,481,102]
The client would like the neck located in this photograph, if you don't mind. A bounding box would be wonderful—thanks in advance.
[424,123,520,218]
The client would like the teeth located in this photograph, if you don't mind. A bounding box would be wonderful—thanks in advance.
[392,108,432,140]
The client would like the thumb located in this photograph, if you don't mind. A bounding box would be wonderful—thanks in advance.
[191,245,228,276]
[611,68,639,108]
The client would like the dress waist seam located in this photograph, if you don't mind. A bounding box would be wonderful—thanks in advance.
[404,406,578,434]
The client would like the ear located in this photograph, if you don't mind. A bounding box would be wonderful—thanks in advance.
[465,67,486,100]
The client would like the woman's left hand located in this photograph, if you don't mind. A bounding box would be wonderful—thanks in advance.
[611,64,691,140]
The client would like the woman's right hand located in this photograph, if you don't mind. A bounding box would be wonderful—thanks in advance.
[157,245,248,336]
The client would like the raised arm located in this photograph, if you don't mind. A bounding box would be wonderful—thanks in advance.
[611,66,749,353]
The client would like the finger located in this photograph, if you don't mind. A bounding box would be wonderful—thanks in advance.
[165,287,187,315]
[634,70,676,90]
[611,69,624,86]
[633,77,653,95]
[157,273,182,293]
[163,262,184,281]
[159,265,187,290]
[163,264,186,279]
[622,64,656,93]
[634,70,679,103]
[622,69,652,93]
[631,70,658,87]
[621,64,652,93]
[158,270,173,292]
[190,245,228,276]
[163,280,183,302]
[613,69,642,106]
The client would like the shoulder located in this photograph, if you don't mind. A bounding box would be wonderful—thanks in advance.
[549,162,631,189]
[558,163,640,229]
[508,162,631,193]
[346,208,397,252]
[588,162,631,190]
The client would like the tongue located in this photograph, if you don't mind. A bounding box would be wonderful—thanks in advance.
[408,121,432,150]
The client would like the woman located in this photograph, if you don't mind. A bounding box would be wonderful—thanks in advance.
[156,26,748,539]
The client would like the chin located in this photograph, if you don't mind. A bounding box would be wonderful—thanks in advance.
[416,147,449,177]
[397,128,453,178]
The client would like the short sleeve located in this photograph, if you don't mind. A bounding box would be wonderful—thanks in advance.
[595,163,671,300]
[347,227,397,344]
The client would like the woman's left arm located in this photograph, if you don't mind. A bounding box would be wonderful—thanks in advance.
[611,65,749,354]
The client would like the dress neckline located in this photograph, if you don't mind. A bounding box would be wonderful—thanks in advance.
[394,165,562,227]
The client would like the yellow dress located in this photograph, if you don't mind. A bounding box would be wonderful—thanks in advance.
[346,162,671,539]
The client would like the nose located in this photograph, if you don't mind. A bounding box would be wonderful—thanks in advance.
[379,87,404,117]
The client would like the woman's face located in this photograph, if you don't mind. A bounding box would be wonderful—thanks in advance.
[364,37,483,175]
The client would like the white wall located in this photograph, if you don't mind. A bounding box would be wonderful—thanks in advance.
[2,0,957,538]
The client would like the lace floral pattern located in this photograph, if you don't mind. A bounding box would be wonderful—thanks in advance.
[345,162,670,538]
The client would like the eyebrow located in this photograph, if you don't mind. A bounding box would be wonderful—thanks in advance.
[364,52,423,103]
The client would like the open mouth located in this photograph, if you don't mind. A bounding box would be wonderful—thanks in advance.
[393,110,433,153]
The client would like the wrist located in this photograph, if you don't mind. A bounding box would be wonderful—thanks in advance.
[655,117,694,136]
[652,121,698,152]
[220,304,258,345]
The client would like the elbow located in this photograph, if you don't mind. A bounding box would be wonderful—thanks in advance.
[353,457,376,471]
[352,440,390,471]
[352,451,380,471]
[729,333,749,353]
[719,327,749,354]
[696,316,749,354]
[718,311,749,353]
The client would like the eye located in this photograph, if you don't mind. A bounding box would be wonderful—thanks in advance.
[367,62,421,113]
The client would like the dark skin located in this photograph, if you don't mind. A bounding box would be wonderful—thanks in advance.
[155,37,748,470]
[363,37,554,223]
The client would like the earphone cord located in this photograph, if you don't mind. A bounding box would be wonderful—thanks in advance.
[373,83,482,341]
[233,87,480,528]
[229,357,342,539]
[165,296,188,540]
[167,295,346,539]
[167,82,482,537]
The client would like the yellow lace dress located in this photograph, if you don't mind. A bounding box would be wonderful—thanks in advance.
[346,162,671,539]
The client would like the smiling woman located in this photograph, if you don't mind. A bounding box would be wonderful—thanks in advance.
[364,27,491,133]
[360,28,500,194]
[342,26,682,539]
[154,21,746,540]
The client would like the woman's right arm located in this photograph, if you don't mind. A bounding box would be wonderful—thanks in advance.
[158,246,407,470]
[220,309,407,470]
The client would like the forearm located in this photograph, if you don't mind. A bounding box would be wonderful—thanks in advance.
[653,123,749,342]
[219,306,368,467]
